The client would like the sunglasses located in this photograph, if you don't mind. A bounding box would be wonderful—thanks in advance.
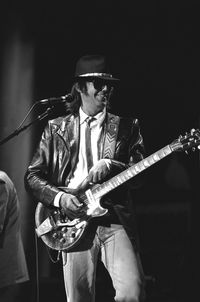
[91,78,114,91]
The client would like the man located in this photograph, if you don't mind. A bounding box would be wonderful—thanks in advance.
[0,170,29,302]
[25,54,146,302]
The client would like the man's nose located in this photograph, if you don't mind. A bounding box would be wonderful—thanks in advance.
[102,84,108,91]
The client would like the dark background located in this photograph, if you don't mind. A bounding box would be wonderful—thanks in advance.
[0,1,199,301]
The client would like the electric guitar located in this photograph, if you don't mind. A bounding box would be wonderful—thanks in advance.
[35,128,200,251]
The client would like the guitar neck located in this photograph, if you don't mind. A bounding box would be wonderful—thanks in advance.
[93,144,173,198]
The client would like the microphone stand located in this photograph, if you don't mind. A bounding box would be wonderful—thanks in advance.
[0,106,55,146]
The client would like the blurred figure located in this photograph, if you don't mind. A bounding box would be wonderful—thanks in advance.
[0,170,29,302]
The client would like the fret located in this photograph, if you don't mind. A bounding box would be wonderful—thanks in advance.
[143,159,150,167]
[134,164,141,173]
[126,169,134,178]
[139,161,147,170]
[114,177,122,186]
[109,179,117,189]
[121,174,128,183]
[148,155,155,165]
[129,166,138,176]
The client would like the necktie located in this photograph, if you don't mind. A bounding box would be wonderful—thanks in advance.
[85,117,95,172]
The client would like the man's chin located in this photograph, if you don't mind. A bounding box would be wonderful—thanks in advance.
[100,101,107,109]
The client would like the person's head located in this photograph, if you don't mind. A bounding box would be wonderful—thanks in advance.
[68,55,119,116]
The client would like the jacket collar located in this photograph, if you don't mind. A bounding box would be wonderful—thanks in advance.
[79,107,106,127]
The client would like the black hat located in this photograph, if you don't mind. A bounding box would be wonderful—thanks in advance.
[74,55,119,81]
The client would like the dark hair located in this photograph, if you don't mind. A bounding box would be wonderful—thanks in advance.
[64,79,87,114]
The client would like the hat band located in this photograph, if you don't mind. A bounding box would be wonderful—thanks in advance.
[78,72,113,78]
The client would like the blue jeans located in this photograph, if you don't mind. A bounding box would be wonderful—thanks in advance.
[62,224,145,302]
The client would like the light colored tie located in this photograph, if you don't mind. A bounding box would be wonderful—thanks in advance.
[85,117,95,172]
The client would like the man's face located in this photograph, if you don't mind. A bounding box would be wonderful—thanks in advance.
[81,78,113,115]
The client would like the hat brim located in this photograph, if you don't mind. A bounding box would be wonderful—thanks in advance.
[97,75,120,81]
[75,75,120,81]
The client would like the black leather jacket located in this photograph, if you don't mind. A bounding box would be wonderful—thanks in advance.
[25,111,145,248]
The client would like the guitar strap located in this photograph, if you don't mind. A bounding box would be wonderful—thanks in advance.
[102,114,120,159]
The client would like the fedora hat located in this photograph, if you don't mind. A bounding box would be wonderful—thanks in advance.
[74,55,119,81]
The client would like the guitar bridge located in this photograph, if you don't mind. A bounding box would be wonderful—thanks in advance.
[35,215,56,237]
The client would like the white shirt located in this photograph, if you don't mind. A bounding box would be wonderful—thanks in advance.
[54,107,107,207]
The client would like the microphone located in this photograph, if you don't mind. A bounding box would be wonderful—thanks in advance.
[38,94,73,106]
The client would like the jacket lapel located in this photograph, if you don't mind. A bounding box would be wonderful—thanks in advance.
[56,114,80,173]
[67,114,80,171]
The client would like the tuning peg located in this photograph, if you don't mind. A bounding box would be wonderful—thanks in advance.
[198,145,200,150]
[185,150,188,155]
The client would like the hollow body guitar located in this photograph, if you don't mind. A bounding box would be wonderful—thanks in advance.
[35,129,200,251]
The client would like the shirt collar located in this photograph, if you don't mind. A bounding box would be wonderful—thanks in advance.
[79,107,106,126]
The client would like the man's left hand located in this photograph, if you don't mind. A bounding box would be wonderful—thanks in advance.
[87,159,111,184]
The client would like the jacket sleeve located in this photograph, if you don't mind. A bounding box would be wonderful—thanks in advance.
[24,122,61,206]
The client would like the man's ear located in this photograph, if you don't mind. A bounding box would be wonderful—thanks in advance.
[74,82,81,93]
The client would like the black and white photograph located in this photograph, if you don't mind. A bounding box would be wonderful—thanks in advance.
[0,1,199,301]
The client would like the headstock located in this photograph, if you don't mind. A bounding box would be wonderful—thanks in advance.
[170,128,200,152]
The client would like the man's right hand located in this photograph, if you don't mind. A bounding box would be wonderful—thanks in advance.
[59,193,84,219]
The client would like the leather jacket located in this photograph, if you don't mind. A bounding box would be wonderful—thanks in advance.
[25,111,145,248]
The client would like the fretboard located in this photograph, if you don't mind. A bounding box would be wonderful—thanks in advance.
[92,144,172,199]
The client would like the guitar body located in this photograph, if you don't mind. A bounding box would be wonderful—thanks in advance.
[35,202,87,251]
[35,187,108,251]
